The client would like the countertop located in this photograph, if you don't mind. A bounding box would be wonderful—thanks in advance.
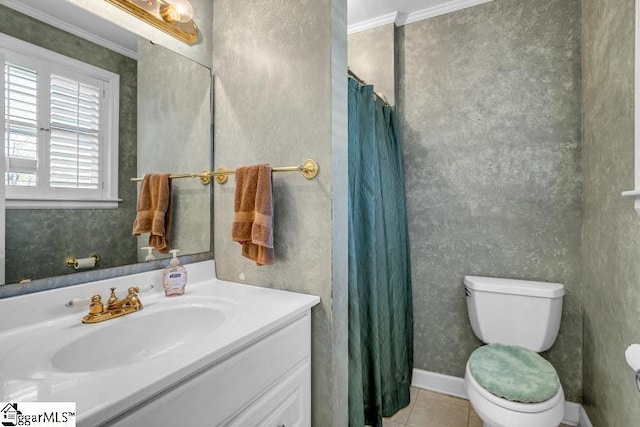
[0,261,320,426]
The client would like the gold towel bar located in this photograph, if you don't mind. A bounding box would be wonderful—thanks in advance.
[130,159,319,185]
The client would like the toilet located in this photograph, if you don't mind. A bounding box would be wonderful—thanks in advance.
[463,276,566,427]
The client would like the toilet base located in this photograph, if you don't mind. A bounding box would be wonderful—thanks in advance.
[482,422,560,427]
[469,393,564,427]
[481,420,560,427]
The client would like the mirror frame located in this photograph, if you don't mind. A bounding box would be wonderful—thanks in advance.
[0,252,213,299]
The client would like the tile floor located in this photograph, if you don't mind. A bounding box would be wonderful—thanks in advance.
[382,387,573,427]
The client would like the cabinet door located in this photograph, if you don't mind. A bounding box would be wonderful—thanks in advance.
[227,360,310,427]
[106,313,311,427]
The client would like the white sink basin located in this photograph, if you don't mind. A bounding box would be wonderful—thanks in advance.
[52,305,227,373]
[1,297,232,379]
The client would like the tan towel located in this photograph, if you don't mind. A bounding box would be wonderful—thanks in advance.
[132,173,172,253]
[232,164,274,265]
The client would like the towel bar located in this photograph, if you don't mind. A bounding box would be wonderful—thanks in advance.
[130,159,319,185]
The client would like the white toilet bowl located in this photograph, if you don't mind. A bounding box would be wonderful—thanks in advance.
[463,276,567,427]
[465,363,565,427]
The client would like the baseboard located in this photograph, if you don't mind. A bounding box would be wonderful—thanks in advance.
[564,401,580,426]
[411,368,467,399]
[579,406,594,427]
[411,368,587,426]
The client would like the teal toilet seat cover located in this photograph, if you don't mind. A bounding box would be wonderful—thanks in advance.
[469,343,560,403]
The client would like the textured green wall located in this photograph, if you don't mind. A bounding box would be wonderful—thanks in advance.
[582,0,640,424]
[0,5,138,283]
[398,0,584,401]
[212,0,348,425]
[348,24,396,105]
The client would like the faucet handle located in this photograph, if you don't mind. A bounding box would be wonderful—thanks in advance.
[137,284,155,294]
[65,295,91,308]
[87,295,104,316]
[123,287,143,309]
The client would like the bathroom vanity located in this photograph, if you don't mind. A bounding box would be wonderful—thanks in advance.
[0,261,320,426]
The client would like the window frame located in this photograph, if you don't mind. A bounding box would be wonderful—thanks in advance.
[0,33,120,209]
[622,0,640,210]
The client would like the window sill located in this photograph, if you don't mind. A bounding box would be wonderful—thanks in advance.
[6,198,122,210]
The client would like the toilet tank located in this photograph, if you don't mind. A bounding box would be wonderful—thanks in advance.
[464,276,564,352]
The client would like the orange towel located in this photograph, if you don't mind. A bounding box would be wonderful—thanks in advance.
[232,164,274,265]
[132,173,172,253]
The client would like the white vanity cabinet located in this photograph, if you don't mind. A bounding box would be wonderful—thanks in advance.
[0,262,320,427]
[107,313,312,427]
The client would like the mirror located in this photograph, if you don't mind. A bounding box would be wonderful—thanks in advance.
[0,1,212,287]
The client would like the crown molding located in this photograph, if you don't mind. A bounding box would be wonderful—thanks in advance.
[400,0,495,25]
[348,0,495,34]
[348,11,399,35]
[0,0,137,59]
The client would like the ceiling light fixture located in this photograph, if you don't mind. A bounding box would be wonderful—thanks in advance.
[104,0,199,45]
[159,0,194,23]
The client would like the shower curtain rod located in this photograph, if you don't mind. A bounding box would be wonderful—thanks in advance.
[348,68,390,107]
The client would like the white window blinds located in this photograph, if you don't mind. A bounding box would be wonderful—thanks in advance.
[49,74,101,190]
[4,62,38,187]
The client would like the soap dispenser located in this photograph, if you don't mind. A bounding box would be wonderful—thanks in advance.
[141,246,155,262]
[162,249,187,296]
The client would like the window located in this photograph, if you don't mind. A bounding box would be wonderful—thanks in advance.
[0,33,120,209]
[622,0,640,210]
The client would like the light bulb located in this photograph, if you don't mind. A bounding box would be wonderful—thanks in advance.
[160,0,194,23]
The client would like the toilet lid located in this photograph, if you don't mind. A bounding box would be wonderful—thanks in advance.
[468,343,560,403]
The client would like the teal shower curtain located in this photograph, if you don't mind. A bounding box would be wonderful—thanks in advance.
[348,78,414,427]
